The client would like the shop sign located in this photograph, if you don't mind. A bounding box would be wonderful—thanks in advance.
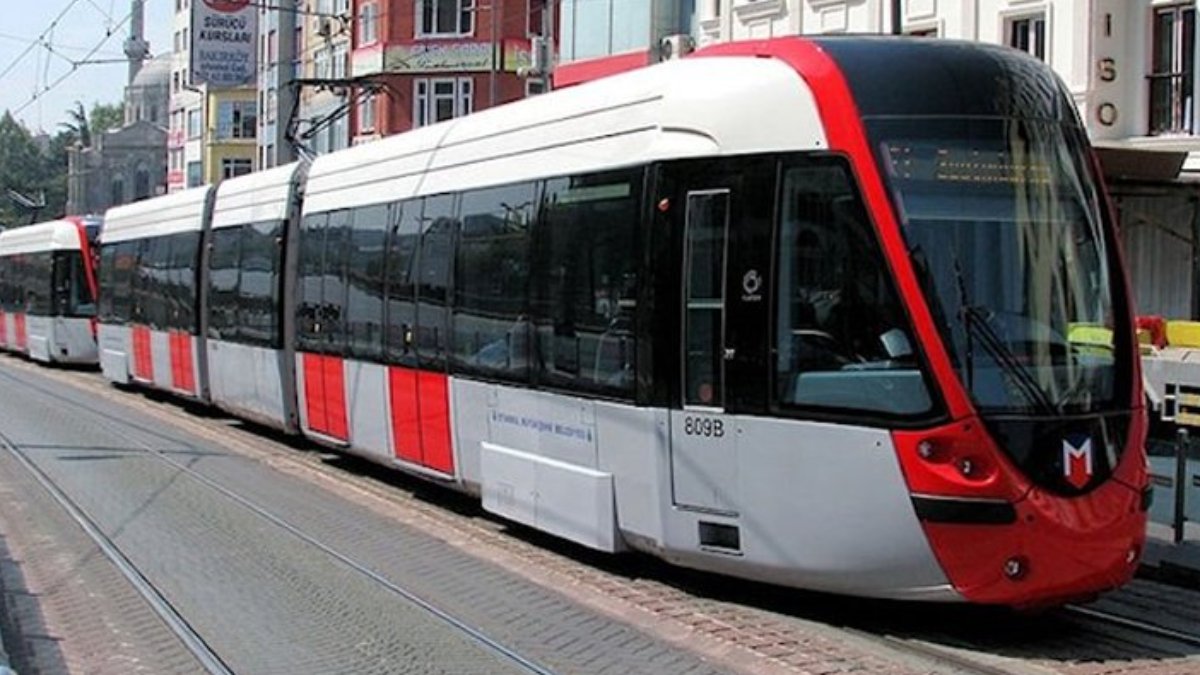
[191,0,257,87]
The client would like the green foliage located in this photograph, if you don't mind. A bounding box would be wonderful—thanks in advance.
[89,102,124,136]
[0,101,124,227]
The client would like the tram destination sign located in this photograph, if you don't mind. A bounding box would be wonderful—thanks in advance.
[190,0,257,88]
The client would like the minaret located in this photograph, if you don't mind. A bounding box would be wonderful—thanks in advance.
[123,0,149,85]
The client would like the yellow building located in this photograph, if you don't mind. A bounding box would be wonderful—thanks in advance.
[204,88,258,185]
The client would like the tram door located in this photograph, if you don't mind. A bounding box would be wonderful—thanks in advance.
[663,159,775,515]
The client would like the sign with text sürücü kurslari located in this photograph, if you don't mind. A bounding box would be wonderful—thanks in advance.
[190,0,257,88]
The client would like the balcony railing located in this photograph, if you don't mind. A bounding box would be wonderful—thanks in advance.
[1149,71,1195,135]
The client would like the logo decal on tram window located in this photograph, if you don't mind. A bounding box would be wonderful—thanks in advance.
[1062,434,1094,489]
[741,269,762,302]
[203,0,250,12]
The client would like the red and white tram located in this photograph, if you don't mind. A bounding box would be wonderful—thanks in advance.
[95,37,1149,606]
[0,216,100,364]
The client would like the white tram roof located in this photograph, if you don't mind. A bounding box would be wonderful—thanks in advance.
[0,219,84,255]
[212,162,305,230]
[303,56,826,214]
[102,184,213,244]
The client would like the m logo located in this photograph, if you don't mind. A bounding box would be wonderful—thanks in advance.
[1062,435,1094,489]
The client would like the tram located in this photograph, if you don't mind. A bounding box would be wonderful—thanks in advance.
[94,36,1149,606]
[0,216,101,364]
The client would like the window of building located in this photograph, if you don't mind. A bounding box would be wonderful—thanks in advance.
[527,0,545,36]
[216,100,257,139]
[1150,4,1196,135]
[186,161,203,187]
[1007,14,1046,61]
[332,43,349,79]
[359,3,379,45]
[221,157,254,179]
[172,71,180,93]
[111,178,125,206]
[417,0,473,37]
[187,109,202,138]
[413,77,472,127]
[358,92,376,132]
[267,29,277,62]
[315,46,331,79]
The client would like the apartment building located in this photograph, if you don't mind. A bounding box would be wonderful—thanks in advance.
[167,0,259,191]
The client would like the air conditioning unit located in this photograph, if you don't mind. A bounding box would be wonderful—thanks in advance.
[659,34,695,61]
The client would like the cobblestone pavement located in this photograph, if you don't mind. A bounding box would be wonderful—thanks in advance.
[1,356,1199,675]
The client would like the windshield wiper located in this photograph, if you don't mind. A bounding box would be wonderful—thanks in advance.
[953,256,1056,415]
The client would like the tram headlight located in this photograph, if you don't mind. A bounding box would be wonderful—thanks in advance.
[1003,555,1029,580]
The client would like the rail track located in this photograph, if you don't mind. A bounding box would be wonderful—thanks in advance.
[3,357,1200,675]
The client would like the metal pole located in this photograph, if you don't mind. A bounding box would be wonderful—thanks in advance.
[891,0,903,34]
[1176,427,1189,545]
[490,0,500,108]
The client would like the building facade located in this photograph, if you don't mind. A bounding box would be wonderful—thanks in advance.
[66,2,169,215]
[345,0,552,141]
[553,0,695,87]
[167,0,259,192]
[257,0,300,169]
[294,0,353,155]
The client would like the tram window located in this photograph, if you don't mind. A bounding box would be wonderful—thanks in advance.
[169,231,200,332]
[53,251,94,318]
[297,213,327,352]
[25,253,52,315]
[384,200,420,364]
[143,236,173,329]
[532,169,640,398]
[110,241,138,323]
[208,226,243,341]
[774,160,932,417]
[453,182,535,380]
[415,194,456,368]
[322,209,352,355]
[239,220,283,348]
[98,244,117,320]
[345,205,388,361]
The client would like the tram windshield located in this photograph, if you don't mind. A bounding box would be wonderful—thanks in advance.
[872,117,1126,415]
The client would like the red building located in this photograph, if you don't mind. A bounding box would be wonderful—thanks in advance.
[349,0,552,139]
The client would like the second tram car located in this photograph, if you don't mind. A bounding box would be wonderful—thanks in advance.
[95,37,1150,606]
[0,216,100,364]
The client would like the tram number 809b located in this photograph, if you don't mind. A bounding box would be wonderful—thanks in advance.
[683,416,725,438]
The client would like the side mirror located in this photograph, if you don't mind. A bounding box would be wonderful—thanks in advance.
[880,328,914,360]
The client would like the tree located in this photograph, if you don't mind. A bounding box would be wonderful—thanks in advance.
[0,112,47,227]
[89,102,124,136]
[60,101,91,148]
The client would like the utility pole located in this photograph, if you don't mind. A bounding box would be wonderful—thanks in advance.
[490,0,501,107]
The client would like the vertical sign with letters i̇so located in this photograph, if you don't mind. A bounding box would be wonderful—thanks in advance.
[190,0,258,88]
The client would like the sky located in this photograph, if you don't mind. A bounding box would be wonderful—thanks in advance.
[0,0,173,134]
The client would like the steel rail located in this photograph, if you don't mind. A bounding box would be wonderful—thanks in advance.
[0,430,235,675]
[0,367,556,675]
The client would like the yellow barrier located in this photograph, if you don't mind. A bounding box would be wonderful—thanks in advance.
[1167,320,1200,348]
[1068,324,1113,356]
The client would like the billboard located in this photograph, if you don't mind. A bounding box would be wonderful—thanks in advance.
[190,0,257,88]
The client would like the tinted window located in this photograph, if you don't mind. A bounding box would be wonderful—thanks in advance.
[322,209,352,355]
[110,241,138,322]
[208,226,243,341]
[296,213,327,351]
[98,244,118,320]
[384,201,420,364]
[145,236,173,329]
[416,195,456,368]
[774,159,931,417]
[532,170,640,398]
[453,183,535,380]
[53,251,95,318]
[25,252,52,315]
[130,239,152,324]
[345,205,388,361]
[169,231,200,332]
[239,221,282,348]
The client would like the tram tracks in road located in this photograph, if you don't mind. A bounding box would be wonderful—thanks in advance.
[4,359,1200,675]
[0,367,556,675]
